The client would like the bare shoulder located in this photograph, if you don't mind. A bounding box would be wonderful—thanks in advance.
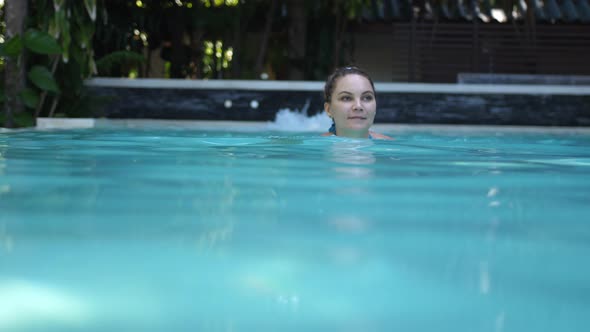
[370,131,394,140]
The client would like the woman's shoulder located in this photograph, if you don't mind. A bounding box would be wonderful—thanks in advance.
[320,131,393,140]
[369,131,394,140]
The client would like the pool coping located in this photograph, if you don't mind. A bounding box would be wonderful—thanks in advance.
[86,78,590,95]
[27,118,590,134]
[85,78,590,126]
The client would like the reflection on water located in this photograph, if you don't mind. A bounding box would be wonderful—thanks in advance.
[0,139,6,177]
[0,224,13,253]
[327,140,376,179]
[1,129,589,331]
[0,279,90,330]
[324,141,377,270]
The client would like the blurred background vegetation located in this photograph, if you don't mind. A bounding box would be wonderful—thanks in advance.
[1,0,589,127]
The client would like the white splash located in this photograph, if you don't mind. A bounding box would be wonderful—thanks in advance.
[267,108,332,132]
[0,279,91,330]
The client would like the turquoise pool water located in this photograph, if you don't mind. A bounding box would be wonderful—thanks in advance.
[0,127,589,331]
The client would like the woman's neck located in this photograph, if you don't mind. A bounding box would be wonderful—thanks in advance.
[335,128,370,139]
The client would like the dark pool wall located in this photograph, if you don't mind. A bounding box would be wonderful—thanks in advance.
[90,88,322,121]
[88,86,590,126]
[377,93,590,126]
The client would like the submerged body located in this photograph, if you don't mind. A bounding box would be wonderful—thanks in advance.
[321,123,392,140]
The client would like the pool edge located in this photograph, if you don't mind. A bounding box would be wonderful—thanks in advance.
[33,118,590,134]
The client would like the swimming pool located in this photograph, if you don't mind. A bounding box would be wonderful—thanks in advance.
[1,123,589,331]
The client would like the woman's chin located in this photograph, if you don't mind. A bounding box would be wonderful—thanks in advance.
[346,125,371,132]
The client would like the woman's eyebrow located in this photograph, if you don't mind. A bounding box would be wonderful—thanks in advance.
[337,90,374,96]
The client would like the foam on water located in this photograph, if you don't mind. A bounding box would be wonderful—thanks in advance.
[266,108,332,132]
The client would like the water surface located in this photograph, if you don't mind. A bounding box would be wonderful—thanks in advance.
[1,128,589,332]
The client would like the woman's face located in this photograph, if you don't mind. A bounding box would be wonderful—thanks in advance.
[325,74,376,138]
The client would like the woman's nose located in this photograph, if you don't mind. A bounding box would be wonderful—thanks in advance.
[353,98,363,110]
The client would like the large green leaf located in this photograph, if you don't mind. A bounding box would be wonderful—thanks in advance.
[19,88,41,109]
[23,29,62,55]
[0,36,23,58]
[28,66,61,94]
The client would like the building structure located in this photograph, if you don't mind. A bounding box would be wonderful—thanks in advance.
[348,0,590,82]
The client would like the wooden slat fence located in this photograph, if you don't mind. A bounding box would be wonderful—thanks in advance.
[389,22,590,82]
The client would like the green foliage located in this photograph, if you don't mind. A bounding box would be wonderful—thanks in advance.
[2,0,102,127]
[56,58,83,95]
[2,0,383,127]
[96,50,145,76]
[0,110,35,127]
[344,0,372,19]
[1,28,62,119]
[19,88,41,108]
[23,29,62,54]
[51,87,112,118]
[94,0,250,79]
[0,36,23,58]
[28,66,60,94]
[83,0,97,21]
[1,29,62,57]
[8,0,102,121]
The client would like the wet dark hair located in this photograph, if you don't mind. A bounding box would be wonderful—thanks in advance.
[323,66,376,103]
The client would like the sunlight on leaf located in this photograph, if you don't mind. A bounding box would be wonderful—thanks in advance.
[84,0,97,21]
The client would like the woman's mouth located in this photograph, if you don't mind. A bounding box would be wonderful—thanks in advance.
[348,116,366,120]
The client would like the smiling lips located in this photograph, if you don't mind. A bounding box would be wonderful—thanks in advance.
[348,116,366,120]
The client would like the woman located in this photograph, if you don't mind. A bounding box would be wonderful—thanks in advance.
[322,66,392,140]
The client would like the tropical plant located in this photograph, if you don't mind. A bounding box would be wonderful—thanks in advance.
[0,29,62,115]
[29,0,100,118]
[1,0,101,127]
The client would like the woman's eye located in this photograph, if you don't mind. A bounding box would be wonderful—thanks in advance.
[341,96,352,101]
[362,95,374,101]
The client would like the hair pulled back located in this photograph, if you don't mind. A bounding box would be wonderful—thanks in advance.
[323,66,376,103]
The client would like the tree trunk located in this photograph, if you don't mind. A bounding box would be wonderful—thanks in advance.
[287,0,307,80]
[254,0,277,76]
[3,0,28,128]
